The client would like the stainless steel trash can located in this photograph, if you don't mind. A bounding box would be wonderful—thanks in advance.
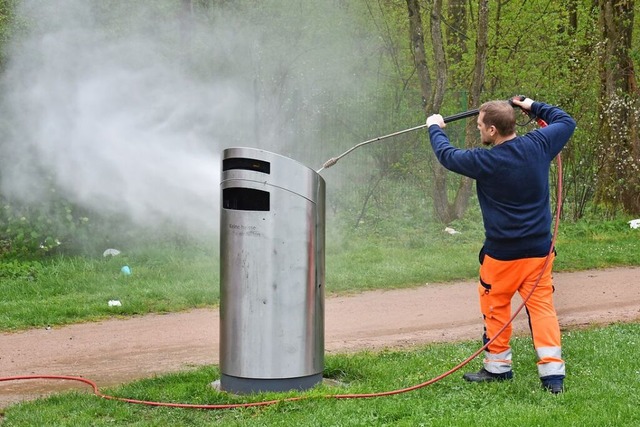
[219,147,325,394]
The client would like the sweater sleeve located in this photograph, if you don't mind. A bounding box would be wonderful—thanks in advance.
[529,102,577,160]
[428,125,486,180]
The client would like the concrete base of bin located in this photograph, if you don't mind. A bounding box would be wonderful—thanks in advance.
[219,372,323,395]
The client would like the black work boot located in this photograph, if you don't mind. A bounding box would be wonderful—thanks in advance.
[541,376,564,394]
[463,368,513,383]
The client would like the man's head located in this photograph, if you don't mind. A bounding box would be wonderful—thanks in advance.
[477,100,517,146]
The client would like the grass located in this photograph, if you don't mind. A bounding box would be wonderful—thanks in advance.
[323,214,640,293]
[0,217,638,330]
[554,218,640,270]
[0,245,217,330]
[2,323,639,426]
[0,216,638,424]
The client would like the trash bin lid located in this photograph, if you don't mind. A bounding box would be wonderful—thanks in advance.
[221,147,324,203]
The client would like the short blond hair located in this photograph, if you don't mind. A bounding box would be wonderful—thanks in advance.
[479,100,516,136]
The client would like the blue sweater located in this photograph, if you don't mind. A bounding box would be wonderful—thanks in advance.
[428,102,576,260]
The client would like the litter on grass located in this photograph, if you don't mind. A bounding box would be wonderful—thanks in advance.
[103,248,121,257]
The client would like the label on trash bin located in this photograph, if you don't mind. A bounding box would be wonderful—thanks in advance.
[228,223,262,237]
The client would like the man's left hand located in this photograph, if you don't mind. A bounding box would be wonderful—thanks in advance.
[427,114,446,128]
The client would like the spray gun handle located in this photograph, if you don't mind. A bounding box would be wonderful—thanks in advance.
[441,95,529,124]
[509,95,536,119]
[440,95,538,124]
[508,95,526,105]
[510,95,548,127]
[443,109,480,123]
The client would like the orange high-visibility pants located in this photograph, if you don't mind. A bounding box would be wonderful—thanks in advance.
[478,252,565,378]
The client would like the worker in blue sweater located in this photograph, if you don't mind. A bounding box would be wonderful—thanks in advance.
[426,97,576,394]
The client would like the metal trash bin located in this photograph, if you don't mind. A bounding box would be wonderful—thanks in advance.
[219,147,325,394]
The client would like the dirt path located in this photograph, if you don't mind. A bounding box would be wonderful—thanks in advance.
[1,267,639,408]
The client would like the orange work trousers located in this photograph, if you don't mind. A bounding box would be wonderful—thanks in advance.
[478,252,565,378]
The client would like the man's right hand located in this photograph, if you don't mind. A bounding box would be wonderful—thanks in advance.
[511,96,534,113]
[427,114,446,128]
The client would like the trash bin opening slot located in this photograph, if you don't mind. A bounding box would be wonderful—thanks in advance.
[223,187,270,211]
[223,157,271,174]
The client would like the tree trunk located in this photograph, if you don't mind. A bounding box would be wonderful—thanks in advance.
[406,0,447,222]
[446,0,468,67]
[488,0,504,93]
[445,0,468,104]
[425,0,451,222]
[429,0,447,111]
[453,0,489,219]
[406,0,487,223]
[406,0,432,112]
[596,0,640,213]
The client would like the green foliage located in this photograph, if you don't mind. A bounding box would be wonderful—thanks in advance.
[594,91,640,214]
[0,196,89,258]
[0,188,211,259]
[0,257,41,279]
[336,0,614,224]
[0,0,639,258]
[0,0,16,69]
[3,323,640,426]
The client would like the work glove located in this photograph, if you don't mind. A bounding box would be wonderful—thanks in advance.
[426,114,446,128]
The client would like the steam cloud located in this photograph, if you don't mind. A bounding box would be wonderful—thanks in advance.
[0,0,373,237]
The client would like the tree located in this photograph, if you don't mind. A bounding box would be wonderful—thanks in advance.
[596,0,640,214]
[407,0,446,222]
[0,0,16,72]
[452,0,488,220]
[406,0,488,223]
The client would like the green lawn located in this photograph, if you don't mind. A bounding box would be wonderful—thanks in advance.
[2,323,639,426]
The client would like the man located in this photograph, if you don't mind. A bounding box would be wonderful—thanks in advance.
[426,97,576,394]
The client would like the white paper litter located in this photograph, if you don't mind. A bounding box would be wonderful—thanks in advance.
[629,219,640,229]
[103,248,121,257]
[108,300,122,307]
[444,227,460,235]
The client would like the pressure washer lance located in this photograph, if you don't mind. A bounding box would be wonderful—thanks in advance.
[317,96,536,174]
[316,108,479,173]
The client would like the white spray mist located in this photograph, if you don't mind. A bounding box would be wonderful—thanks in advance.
[0,0,379,241]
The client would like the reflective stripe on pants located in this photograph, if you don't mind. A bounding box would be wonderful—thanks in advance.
[479,252,565,377]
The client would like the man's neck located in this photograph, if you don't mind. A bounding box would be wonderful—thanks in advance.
[494,133,517,145]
